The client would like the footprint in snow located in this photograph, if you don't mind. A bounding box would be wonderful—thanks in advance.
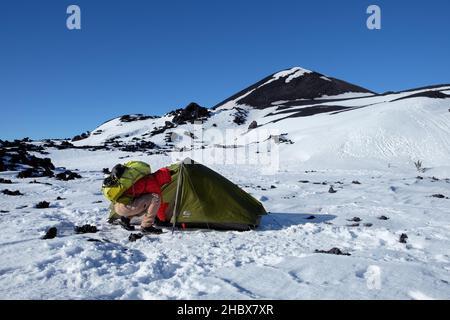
[364,265,382,290]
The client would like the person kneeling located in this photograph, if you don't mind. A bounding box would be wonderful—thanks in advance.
[114,193,163,234]
[104,162,172,234]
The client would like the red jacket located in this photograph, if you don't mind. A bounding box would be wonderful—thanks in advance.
[125,168,172,221]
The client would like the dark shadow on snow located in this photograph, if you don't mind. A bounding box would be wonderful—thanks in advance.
[150,213,336,233]
[0,238,38,247]
[260,212,336,231]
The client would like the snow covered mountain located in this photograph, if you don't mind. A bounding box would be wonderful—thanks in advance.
[214,66,374,109]
[73,67,450,169]
[1,67,450,300]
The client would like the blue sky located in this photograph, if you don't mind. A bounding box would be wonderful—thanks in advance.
[1,0,449,140]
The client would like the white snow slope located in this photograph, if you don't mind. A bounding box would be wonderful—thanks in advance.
[74,77,450,169]
[0,148,449,299]
[1,67,450,300]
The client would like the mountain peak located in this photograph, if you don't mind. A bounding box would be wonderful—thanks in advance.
[270,67,313,83]
[214,67,374,109]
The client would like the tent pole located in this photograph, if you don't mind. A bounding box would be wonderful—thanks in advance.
[171,161,184,234]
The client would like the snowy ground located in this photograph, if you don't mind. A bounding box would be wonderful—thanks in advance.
[1,149,449,299]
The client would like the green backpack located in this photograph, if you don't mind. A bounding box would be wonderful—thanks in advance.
[102,161,151,204]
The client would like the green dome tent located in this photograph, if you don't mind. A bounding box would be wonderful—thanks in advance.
[162,158,267,231]
[108,158,267,231]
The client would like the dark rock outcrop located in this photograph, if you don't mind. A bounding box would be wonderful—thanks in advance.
[0,139,55,178]
[248,121,258,130]
[55,170,82,181]
[74,224,98,234]
[36,201,50,209]
[232,108,248,125]
[129,233,144,242]
[42,227,57,240]
[431,194,448,199]
[2,189,23,196]
[120,114,156,123]
[171,102,211,125]
[120,141,158,152]
[150,121,175,137]
[72,132,90,142]
[56,141,75,150]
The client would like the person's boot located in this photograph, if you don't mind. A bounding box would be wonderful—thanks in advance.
[118,216,135,231]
